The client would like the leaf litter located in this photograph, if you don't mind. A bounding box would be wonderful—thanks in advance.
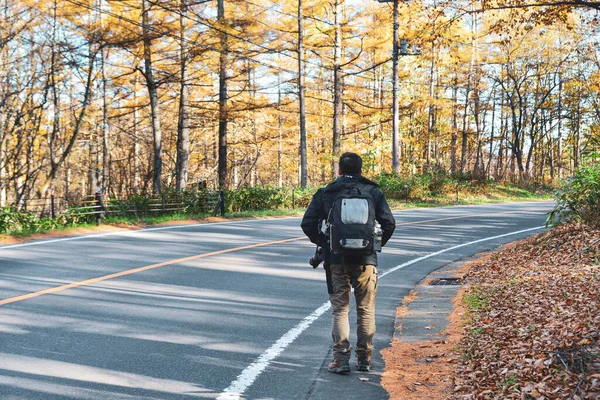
[453,223,600,399]
[382,223,600,400]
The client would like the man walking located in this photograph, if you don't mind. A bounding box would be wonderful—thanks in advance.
[301,152,396,374]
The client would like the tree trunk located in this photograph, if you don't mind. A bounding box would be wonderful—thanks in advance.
[574,88,582,170]
[486,87,496,179]
[460,84,471,175]
[0,0,6,206]
[218,0,228,188]
[297,0,307,187]
[142,0,163,194]
[460,3,476,174]
[176,0,190,191]
[451,77,458,175]
[496,87,505,179]
[278,68,283,188]
[133,78,140,193]
[249,64,260,187]
[332,0,342,178]
[557,74,563,179]
[99,0,109,195]
[473,85,482,176]
[0,135,6,206]
[101,48,109,195]
[233,147,239,188]
[427,39,435,169]
[46,0,60,200]
[391,0,400,174]
[549,135,555,181]
[539,124,546,184]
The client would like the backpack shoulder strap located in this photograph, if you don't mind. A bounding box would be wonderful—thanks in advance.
[366,185,380,203]
[350,186,362,195]
[338,183,362,196]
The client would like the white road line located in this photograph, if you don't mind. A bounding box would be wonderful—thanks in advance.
[216,225,545,400]
[216,302,332,400]
[380,225,544,278]
[0,217,303,250]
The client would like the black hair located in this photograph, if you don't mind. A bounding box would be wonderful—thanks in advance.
[339,152,362,175]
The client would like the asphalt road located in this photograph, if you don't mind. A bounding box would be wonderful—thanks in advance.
[0,201,553,400]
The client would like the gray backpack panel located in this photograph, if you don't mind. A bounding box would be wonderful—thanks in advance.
[328,188,376,255]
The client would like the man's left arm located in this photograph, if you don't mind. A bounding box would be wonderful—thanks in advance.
[375,191,396,246]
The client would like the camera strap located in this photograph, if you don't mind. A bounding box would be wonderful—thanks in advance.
[323,263,333,294]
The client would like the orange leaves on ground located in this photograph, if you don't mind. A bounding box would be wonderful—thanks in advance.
[452,223,600,399]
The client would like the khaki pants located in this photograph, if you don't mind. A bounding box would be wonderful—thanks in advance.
[328,263,378,361]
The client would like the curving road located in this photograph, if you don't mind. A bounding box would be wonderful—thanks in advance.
[0,201,553,399]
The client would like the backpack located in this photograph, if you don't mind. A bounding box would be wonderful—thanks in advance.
[327,186,377,256]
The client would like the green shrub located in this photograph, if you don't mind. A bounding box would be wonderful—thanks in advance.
[411,173,434,199]
[291,186,317,209]
[0,209,74,235]
[0,210,38,234]
[226,186,287,212]
[548,159,600,227]
[375,173,411,200]
[376,170,455,201]
[225,185,318,212]
[108,194,151,214]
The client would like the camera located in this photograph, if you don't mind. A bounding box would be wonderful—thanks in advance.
[373,222,383,252]
[309,246,324,268]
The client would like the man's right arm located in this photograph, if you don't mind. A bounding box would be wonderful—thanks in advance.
[301,189,325,245]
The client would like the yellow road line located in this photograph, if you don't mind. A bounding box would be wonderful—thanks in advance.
[0,209,545,306]
[0,236,305,306]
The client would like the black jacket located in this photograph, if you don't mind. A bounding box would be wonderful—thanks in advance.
[301,175,396,266]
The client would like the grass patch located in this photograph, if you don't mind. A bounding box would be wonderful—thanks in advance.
[468,327,485,337]
[464,287,490,311]
[503,373,519,389]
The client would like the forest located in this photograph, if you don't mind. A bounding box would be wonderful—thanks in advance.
[0,0,599,208]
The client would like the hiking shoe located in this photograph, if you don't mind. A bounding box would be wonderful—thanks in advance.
[356,356,371,372]
[327,359,351,374]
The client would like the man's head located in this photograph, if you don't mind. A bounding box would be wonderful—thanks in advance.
[338,152,362,176]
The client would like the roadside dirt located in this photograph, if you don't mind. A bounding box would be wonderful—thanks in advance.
[381,257,480,399]
[381,294,464,399]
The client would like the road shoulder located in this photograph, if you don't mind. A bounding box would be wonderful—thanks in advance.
[381,255,487,399]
